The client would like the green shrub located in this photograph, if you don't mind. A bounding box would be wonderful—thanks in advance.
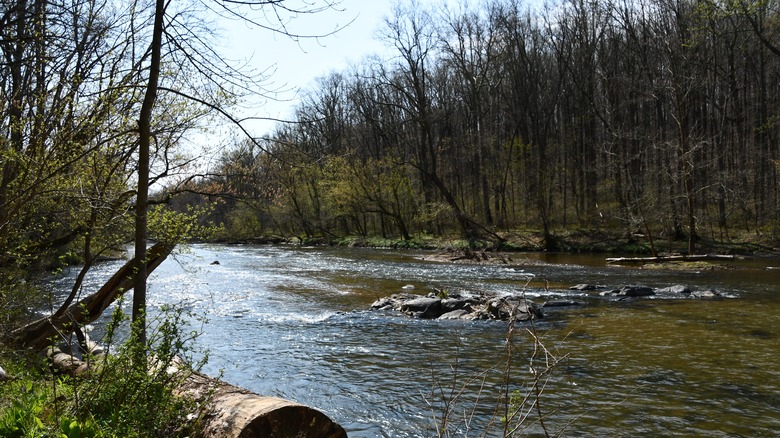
[0,302,208,438]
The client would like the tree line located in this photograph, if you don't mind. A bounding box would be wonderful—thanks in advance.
[196,0,780,253]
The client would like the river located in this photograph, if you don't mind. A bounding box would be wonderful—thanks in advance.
[50,244,780,437]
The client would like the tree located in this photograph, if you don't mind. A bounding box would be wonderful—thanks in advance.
[132,0,164,347]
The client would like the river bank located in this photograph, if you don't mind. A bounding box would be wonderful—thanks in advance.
[211,227,780,258]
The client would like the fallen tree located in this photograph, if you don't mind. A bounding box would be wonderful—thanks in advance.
[606,254,740,264]
[177,371,347,437]
[6,241,175,350]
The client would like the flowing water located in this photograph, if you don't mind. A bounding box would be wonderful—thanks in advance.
[50,244,780,437]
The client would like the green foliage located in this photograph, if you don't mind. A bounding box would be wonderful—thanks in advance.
[415,203,454,233]
[68,303,206,437]
[0,278,47,334]
[59,416,102,438]
[220,205,265,240]
[0,303,208,438]
[0,380,49,437]
[149,204,220,244]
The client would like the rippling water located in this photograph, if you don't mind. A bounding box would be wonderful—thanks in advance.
[49,244,780,436]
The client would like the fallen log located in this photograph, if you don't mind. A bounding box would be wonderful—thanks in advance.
[606,254,739,264]
[177,371,347,438]
[7,242,175,350]
[47,344,104,377]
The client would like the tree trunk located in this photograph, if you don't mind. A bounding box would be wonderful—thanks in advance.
[7,242,174,350]
[177,371,347,438]
[134,0,166,347]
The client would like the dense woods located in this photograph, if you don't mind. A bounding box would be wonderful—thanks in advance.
[194,0,780,253]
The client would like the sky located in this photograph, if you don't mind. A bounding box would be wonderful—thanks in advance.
[213,0,451,138]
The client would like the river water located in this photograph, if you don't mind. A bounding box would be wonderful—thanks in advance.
[51,244,780,437]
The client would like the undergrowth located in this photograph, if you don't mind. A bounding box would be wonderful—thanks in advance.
[0,302,208,438]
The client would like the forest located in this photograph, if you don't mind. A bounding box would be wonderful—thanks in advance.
[1,0,780,435]
[186,0,780,255]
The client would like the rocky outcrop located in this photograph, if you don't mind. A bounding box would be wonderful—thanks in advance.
[371,292,543,321]
[618,286,655,297]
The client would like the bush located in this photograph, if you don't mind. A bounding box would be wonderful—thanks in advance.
[0,303,208,438]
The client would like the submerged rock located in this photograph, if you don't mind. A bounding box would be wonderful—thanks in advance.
[691,289,721,299]
[543,300,582,308]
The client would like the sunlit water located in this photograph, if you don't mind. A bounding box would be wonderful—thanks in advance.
[48,244,780,436]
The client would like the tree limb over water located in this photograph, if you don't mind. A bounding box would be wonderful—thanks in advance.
[6,242,175,351]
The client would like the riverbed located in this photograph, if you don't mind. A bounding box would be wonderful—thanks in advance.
[50,244,780,436]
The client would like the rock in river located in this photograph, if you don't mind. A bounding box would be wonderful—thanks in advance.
[691,289,721,299]
[618,285,655,297]
[655,285,691,294]
[371,291,542,321]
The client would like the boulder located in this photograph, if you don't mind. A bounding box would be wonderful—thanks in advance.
[369,291,542,322]
[513,300,544,320]
[618,286,655,297]
[655,285,691,294]
[441,298,472,313]
[370,293,418,310]
[438,310,470,320]
[487,298,543,321]
[369,297,393,310]
[401,297,442,318]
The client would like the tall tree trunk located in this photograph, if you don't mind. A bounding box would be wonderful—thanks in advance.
[134,0,165,347]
